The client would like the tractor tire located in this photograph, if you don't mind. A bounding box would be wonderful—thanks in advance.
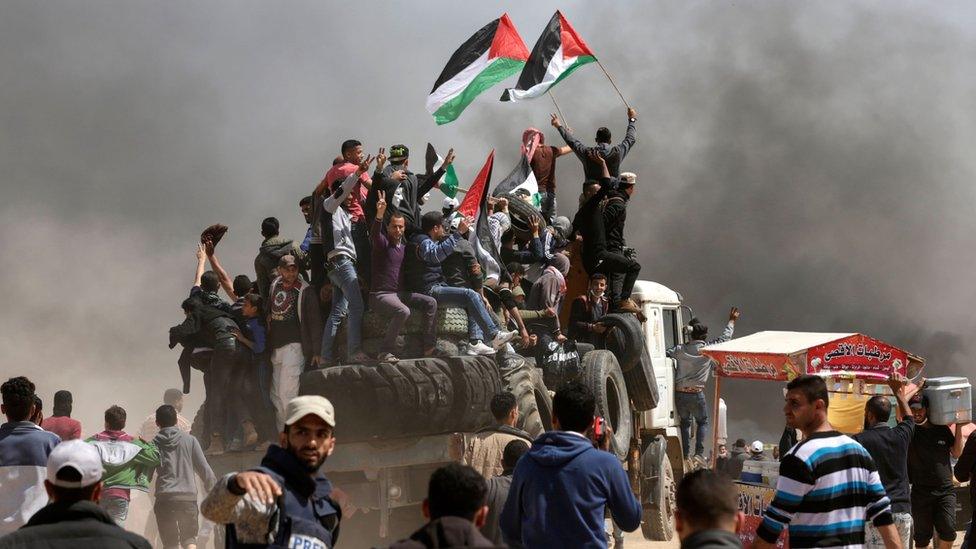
[503,192,547,241]
[597,313,644,372]
[443,356,502,432]
[299,359,455,442]
[362,307,469,340]
[624,343,660,411]
[500,357,552,438]
[582,351,632,460]
[641,451,676,541]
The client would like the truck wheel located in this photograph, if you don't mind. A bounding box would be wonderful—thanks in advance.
[436,308,470,338]
[642,452,676,541]
[582,351,632,460]
[503,192,547,241]
[597,313,644,372]
[444,356,502,432]
[623,343,660,411]
[501,358,551,438]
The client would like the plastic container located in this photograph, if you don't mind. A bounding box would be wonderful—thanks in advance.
[923,376,972,425]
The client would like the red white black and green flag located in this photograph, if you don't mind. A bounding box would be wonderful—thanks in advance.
[426,14,530,125]
[500,11,596,102]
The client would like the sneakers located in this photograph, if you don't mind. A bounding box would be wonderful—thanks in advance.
[490,330,518,349]
[205,434,225,456]
[466,341,496,356]
[377,352,400,363]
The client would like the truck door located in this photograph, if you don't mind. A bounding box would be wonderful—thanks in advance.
[645,307,680,429]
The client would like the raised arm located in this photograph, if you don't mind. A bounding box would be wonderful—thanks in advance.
[553,113,588,156]
[952,422,967,459]
[706,308,739,346]
[323,155,374,214]
[419,148,453,196]
[201,472,279,531]
[418,219,468,264]
[194,243,207,288]
[617,107,637,157]
[207,250,238,301]
[887,374,917,422]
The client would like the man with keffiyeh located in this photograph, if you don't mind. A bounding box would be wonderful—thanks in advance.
[522,127,571,223]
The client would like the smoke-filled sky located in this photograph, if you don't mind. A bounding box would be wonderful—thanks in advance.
[2,1,975,440]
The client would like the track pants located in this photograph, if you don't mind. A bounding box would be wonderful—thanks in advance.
[370,291,437,352]
[270,342,304,427]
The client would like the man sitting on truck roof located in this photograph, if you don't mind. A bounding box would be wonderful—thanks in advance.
[411,211,516,356]
[463,392,533,479]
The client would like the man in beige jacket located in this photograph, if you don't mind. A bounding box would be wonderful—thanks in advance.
[463,392,533,478]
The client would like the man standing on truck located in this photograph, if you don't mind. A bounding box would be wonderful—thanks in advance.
[499,381,642,548]
[754,375,902,549]
[907,392,966,549]
[853,375,918,549]
[201,395,342,548]
[667,308,739,464]
[551,107,637,182]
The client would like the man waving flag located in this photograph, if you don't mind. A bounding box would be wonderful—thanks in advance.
[427,14,530,125]
[501,11,596,102]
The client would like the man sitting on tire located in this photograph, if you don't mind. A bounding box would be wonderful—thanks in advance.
[463,392,533,479]
[369,187,439,363]
[567,273,609,345]
[667,308,739,464]
[500,381,641,548]
[412,211,516,356]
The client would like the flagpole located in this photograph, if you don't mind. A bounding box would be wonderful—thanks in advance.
[595,59,630,109]
[548,91,568,128]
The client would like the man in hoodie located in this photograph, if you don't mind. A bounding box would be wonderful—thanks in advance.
[0,439,152,549]
[201,395,341,548]
[723,439,749,480]
[41,390,82,441]
[87,405,160,525]
[500,381,642,548]
[390,463,496,549]
[667,308,739,462]
[152,404,216,549]
[464,392,533,479]
[413,211,516,357]
[552,107,637,182]
[482,440,530,546]
[674,469,744,549]
[0,376,61,536]
[254,216,304,308]
[601,171,641,313]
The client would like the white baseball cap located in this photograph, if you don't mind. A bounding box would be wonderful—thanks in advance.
[284,395,335,428]
[47,440,104,488]
[750,441,764,454]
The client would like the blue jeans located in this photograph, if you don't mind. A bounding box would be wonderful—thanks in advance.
[428,285,498,342]
[676,391,709,458]
[321,256,363,361]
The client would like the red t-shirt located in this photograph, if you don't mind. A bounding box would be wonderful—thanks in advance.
[324,162,371,222]
[41,415,82,441]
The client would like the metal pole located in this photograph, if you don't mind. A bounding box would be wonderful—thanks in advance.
[595,59,630,109]
[548,90,568,127]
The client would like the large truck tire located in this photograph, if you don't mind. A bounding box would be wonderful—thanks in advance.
[597,313,644,372]
[299,359,455,442]
[503,192,547,241]
[444,356,502,432]
[361,307,469,341]
[641,447,676,541]
[624,343,659,411]
[500,358,552,438]
[581,350,632,460]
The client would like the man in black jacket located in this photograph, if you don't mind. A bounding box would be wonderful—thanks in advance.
[955,428,976,549]
[552,107,637,181]
[853,375,917,549]
[602,172,641,313]
[366,145,454,236]
[0,439,151,548]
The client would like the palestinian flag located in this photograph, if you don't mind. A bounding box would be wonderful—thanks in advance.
[458,150,494,219]
[426,14,530,125]
[492,155,541,208]
[425,143,460,198]
[500,11,595,102]
[465,150,507,283]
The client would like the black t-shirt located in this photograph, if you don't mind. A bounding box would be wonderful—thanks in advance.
[268,282,302,349]
[853,418,914,513]
[908,422,955,489]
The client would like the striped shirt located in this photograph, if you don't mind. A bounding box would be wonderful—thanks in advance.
[758,430,893,548]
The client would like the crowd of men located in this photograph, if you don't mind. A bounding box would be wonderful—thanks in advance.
[166,107,644,458]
